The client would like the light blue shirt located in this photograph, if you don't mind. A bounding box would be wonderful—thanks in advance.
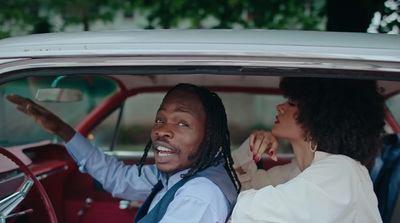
[65,132,230,223]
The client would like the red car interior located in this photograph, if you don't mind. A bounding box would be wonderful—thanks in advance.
[1,145,292,223]
[1,85,398,223]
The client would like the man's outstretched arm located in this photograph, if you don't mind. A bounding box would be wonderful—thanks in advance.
[5,94,75,142]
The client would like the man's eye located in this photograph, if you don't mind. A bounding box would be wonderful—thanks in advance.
[178,122,188,127]
[155,119,163,124]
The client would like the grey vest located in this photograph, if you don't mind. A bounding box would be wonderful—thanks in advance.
[134,159,237,223]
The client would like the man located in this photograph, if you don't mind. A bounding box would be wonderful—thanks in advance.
[6,83,240,223]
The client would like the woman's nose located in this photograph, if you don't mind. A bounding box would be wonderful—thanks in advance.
[276,103,284,114]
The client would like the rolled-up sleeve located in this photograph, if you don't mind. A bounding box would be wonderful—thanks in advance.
[232,137,299,190]
[65,131,159,201]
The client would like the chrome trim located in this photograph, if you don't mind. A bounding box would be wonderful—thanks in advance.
[36,164,69,181]
[0,178,33,221]
[105,151,154,158]
[1,56,399,79]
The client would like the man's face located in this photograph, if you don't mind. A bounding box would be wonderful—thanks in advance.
[151,89,206,177]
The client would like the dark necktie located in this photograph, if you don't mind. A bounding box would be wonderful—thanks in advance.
[134,180,164,223]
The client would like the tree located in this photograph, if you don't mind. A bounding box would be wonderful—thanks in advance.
[0,0,124,38]
[132,0,326,30]
[2,0,389,39]
[51,0,124,31]
[368,0,400,34]
[0,0,45,38]
[326,0,384,32]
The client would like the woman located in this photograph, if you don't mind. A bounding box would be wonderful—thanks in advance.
[231,77,385,222]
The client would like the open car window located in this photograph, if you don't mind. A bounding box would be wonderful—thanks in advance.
[386,92,400,127]
[0,76,118,147]
[88,92,294,154]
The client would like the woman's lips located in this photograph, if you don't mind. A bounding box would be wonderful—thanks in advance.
[274,116,280,124]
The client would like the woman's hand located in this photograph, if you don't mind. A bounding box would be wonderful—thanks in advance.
[249,130,279,162]
[5,94,75,142]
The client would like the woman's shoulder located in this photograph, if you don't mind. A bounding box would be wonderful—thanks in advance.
[315,151,360,166]
[308,152,370,180]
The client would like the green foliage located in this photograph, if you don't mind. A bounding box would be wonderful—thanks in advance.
[368,0,399,34]
[0,0,43,37]
[1,0,327,38]
[133,0,326,30]
[0,0,124,37]
[51,0,124,31]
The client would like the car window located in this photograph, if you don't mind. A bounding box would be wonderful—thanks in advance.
[89,92,294,154]
[386,93,400,127]
[0,76,118,147]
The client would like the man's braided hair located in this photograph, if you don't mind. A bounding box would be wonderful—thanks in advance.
[136,83,241,193]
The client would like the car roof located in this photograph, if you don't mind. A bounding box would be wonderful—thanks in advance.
[1,29,400,60]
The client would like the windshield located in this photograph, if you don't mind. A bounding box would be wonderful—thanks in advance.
[0,76,118,147]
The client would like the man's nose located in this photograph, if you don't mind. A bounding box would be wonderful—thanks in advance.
[155,124,174,138]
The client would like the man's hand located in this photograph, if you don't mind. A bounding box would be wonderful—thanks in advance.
[5,94,75,142]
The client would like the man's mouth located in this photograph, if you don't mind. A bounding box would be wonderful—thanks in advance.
[156,146,174,157]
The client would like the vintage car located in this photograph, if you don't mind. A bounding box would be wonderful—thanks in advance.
[0,30,399,223]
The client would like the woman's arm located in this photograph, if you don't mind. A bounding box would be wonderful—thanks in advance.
[232,133,300,190]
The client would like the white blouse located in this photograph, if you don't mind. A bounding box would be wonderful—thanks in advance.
[231,138,382,223]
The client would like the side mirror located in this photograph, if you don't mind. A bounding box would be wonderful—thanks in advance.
[36,88,83,102]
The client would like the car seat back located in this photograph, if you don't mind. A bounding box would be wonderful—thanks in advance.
[370,134,400,223]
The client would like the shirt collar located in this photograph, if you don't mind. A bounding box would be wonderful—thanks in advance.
[158,156,224,190]
[312,151,332,164]
[160,168,189,190]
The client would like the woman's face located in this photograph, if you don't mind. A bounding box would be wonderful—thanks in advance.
[271,99,305,142]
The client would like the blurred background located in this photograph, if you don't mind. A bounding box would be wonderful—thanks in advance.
[1,0,399,39]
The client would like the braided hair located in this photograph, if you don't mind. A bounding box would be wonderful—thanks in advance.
[137,83,241,193]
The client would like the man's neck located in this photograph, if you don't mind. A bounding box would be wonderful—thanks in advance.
[162,168,190,188]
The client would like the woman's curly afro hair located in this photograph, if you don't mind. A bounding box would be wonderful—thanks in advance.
[280,77,386,167]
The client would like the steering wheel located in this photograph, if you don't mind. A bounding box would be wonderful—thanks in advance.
[0,147,57,223]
